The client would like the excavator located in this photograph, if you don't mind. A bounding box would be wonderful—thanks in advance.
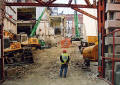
[28,8,46,48]
[3,30,23,64]
[4,30,34,64]
[3,8,47,64]
[71,0,80,42]
[19,8,46,49]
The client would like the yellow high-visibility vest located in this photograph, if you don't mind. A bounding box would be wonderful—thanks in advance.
[61,53,69,64]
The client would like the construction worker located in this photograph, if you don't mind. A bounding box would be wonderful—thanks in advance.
[60,49,70,78]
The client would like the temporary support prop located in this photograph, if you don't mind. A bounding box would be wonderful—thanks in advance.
[0,0,5,82]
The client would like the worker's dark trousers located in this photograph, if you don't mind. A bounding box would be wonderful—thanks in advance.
[60,64,68,77]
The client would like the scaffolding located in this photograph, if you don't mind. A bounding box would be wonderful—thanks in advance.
[98,0,120,85]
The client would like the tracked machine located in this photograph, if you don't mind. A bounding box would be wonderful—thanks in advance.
[3,30,33,64]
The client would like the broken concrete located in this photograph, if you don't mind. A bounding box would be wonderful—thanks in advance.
[114,0,120,3]
[104,53,120,58]
[115,31,120,37]
[114,12,120,20]
[105,70,112,82]
[115,72,120,85]
[107,45,120,53]
[105,20,120,29]
[115,62,120,72]
[105,37,120,45]
[106,3,120,12]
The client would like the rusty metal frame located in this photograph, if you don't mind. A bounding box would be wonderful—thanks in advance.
[6,2,97,8]
[97,0,105,78]
[46,0,56,5]
[72,7,97,20]
[84,0,91,6]
[98,0,119,85]
[36,0,46,5]
[0,0,5,83]
[5,0,97,21]
[1,0,103,83]
[5,0,97,20]
[102,29,120,85]
[1,0,117,85]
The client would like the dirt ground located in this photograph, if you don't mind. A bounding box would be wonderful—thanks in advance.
[2,44,109,85]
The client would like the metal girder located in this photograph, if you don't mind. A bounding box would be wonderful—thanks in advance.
[36,0,46,5]
[68,0,72,6]
[6,3,97,8]
[72,7,97,20]
[84,0,91,6]
[46,0,56,5]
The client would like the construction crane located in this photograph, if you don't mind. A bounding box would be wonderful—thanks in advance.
[28,8,46,48]
[74,0,80,38]
[71,0,80,41]
[30,8,45,37]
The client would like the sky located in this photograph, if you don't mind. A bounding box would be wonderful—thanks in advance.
[53,0,96,14]
[51,0,98,36]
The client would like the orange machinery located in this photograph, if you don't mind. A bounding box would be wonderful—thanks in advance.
[19,33,39,47]
[3,30,14,39]
[87,36,98,46]
[3,30,22,50]
[3,30,34,64]
[3,30,22,64]
[83,44,98,61]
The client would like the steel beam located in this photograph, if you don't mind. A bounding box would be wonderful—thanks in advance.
[85,0,91,6]
[6,3,97,8]
[46,0,56,5]
[36,0,46,5]
[72,7,97,20]
[0,0,5,82]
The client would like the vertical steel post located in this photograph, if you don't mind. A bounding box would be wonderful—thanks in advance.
[112,32,115,85]
[102,0,105,78]
[0,0,5,82]
[98,0,105,78]
[98,0,102,77]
